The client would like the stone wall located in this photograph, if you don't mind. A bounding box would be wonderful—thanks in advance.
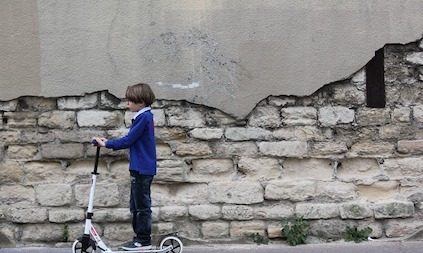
[1,40,423,247]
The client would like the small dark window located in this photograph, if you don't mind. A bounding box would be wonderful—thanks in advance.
[365,47,385,108]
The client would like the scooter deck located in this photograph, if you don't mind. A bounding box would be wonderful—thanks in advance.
[103,246,172,253]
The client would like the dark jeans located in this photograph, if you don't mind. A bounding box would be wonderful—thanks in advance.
[129,171,154,245]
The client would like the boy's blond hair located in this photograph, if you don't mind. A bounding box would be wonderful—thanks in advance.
[125,83,156,106]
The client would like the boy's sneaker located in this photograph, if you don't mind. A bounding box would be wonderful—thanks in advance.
[120,241,152,251]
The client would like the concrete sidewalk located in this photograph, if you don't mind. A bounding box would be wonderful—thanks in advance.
[1,240,423,253]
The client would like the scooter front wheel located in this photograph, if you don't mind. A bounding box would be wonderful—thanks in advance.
[72,239,96,253]
[159,236,183,253]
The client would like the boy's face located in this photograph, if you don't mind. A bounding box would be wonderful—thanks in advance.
[127,100,145,112]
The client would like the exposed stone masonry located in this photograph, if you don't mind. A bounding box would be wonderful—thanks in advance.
[0,41,423,246]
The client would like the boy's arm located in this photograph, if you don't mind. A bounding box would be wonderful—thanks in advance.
[106,115,148,150]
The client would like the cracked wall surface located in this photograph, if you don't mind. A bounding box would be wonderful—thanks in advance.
[1,0,423,118]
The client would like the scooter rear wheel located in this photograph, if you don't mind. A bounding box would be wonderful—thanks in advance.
[159,236,183,253]
[72,239,96,253]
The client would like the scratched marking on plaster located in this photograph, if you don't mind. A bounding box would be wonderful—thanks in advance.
[138,28,251,98]
[156,82,200,89]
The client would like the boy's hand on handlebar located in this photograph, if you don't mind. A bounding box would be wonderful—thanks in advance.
[92,137,107,147]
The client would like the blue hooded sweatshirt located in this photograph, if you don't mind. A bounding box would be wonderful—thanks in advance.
[105,107,156,175]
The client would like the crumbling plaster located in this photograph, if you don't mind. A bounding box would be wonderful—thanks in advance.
[1,0,423,118]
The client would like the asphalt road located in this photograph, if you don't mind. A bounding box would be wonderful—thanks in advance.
[1,241,423,253]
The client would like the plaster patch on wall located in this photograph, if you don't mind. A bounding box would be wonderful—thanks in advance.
[156,81,200,89]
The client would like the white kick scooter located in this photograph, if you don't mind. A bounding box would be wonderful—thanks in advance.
[72,142,183,253]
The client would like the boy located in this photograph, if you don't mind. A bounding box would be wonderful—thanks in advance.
[93,83,156,250]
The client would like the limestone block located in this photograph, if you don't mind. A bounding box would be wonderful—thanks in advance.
[41,143,84,159]
[357,221,383,238]
[155,127,187,141]
[152,184,209,206]
[23,162,65,184]
[318,106,355,126]
[339,202,373,219]
[201,221,229,239]
[225,127,272,141]
[373,201,415,219]
[222,205,254,220]
[189,159,234,182]
[0,224,16,247]
[265,179,317,202]
[171,142,212,156]
[405,52,423,65]
[356,108,391,126]
[254,204,294,220]
[349,142,394,157]
[166,107,205,128]
[267,222,283,238]
[7,145,38,159]
[297,126,334,141]
[295,203,339,219]
[258,141,308,157]
[189,205,221,220]
[66,160,108,183]
[48,208,84,223]
[268,96,296,107]
[75,183,120,207]
[283,158,333,180]
[159,206,187,221]
[272,128,297,140]
[4,112,37,128]
[230,221,266,238]
[0,100,18,111]
[189,128,223,140]
[157,143,172,158]
[4,207,48,223]
[237,157,281,181]
[336,158,381,182]
[204,109,237,126]
[20,224,64,242]
[310,142,348,156]
[357,181,399,201]
[412,105,423,123]
[385,219,423,238]
[315,181,357,202]
[103,223,133,242]
[93,208,131,222]
[99,91,126,110]
[213,142,258,156]
[52,129,106,143]
[309,219,354,240]
[57,94,98,109]
[38,111,76,129]
[109,160,130,182]
[0,130,20,143]
[248,106,281,129]
[379,125,414,140]
[382,157,423,178]
[35,184,72,206]
[0,185,35,205]
[392,107,411,122]
[152,109,166,127]
[332,85,366,105]
[155,159,187,182]
[0,161,24,184]
[281,107,317,125]
[209,181,264,204]
[77,110,123,128]
[18,97,57,112]
[397,140,423,154]
[175,221,201,239]
[23,130,52,145]
[153,223,175,235]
